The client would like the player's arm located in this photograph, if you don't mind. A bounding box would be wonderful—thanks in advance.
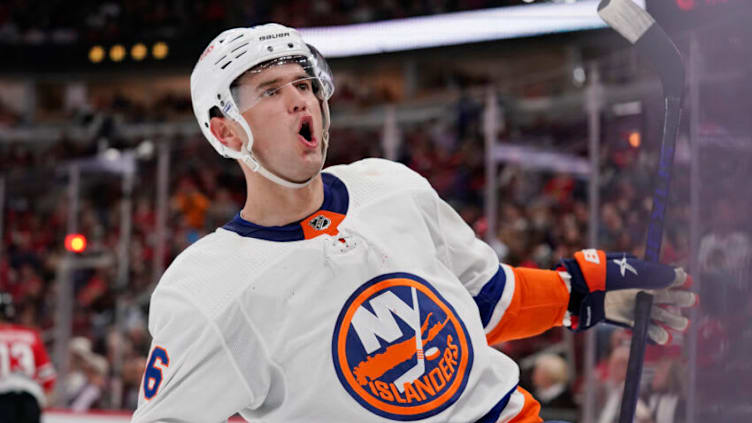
[420,188,570,344]
[421,187,697,345]
[131,288,264,423]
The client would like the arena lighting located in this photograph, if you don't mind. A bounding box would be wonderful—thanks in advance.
[109,44,126,62]
[131,43,148,61]
[628,131,641,148]
[89,46,105,63]
[298,0,645,58]
[64,234,87,253]
[152,42,169,60]
[676,0,696,11]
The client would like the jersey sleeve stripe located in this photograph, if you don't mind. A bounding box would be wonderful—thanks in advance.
[473,383,517,423]
[484,386,543,423]
[507,386,543,423]
[481,264,516,335]
[473,265,507,327]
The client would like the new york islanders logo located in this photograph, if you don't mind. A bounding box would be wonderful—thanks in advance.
[332,273,473,420]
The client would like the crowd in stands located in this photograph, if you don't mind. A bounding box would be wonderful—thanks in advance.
[0,1,749,419]
[1,91,706,418]
[0,0,561,46]
[2,69,751,423]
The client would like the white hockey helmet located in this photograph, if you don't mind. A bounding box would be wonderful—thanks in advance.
[190,23,334,188]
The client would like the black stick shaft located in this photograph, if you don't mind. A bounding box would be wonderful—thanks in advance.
[618,96,682,423]
[596,1,685,421]
[620,292,654,422]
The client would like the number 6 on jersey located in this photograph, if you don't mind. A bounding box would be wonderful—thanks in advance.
[143,346,170,400]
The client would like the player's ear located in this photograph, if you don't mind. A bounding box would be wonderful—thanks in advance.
[210,116,243,152]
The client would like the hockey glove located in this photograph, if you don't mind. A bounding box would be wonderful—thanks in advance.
[560,249,698,345]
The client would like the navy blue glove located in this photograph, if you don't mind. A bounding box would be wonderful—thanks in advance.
[560,249,698,345]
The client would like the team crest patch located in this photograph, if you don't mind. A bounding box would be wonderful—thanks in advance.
[308,214,331,231]
[332,273,473,420]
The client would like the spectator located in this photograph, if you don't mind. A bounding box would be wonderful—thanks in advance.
[65,337,110,412]
[171,176,210,231]
[63,338,88,399]
[596,345,651,423]
[642,357,686,423]
[69,353,108,412]
[532,353,577,411]
[120,356,146,410]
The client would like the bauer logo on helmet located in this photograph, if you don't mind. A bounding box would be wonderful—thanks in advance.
[260,32,290,41]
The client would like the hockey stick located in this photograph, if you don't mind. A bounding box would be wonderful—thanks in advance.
[596,1,685,422]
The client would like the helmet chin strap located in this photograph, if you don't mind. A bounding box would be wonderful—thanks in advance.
[241,138,328,189]
[221,99,330,190]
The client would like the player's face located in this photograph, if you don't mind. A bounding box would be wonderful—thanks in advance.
[237,63,325,183]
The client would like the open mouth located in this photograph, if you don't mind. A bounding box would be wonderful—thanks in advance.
[298,116,314,144]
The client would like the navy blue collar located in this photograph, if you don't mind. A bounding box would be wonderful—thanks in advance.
[222,172,349,242]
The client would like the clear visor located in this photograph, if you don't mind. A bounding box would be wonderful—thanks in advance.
[230,55,333,114]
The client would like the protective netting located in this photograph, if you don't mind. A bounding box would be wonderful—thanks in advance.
[589,12,752,423]
[690,16,752,421]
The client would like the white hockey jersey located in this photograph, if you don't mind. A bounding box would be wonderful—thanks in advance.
[132,158,570,423]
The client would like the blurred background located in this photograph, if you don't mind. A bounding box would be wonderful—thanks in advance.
[1,0,751,421]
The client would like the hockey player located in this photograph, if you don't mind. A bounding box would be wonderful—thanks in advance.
[0,292,56,423]
[131,24,697,423]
